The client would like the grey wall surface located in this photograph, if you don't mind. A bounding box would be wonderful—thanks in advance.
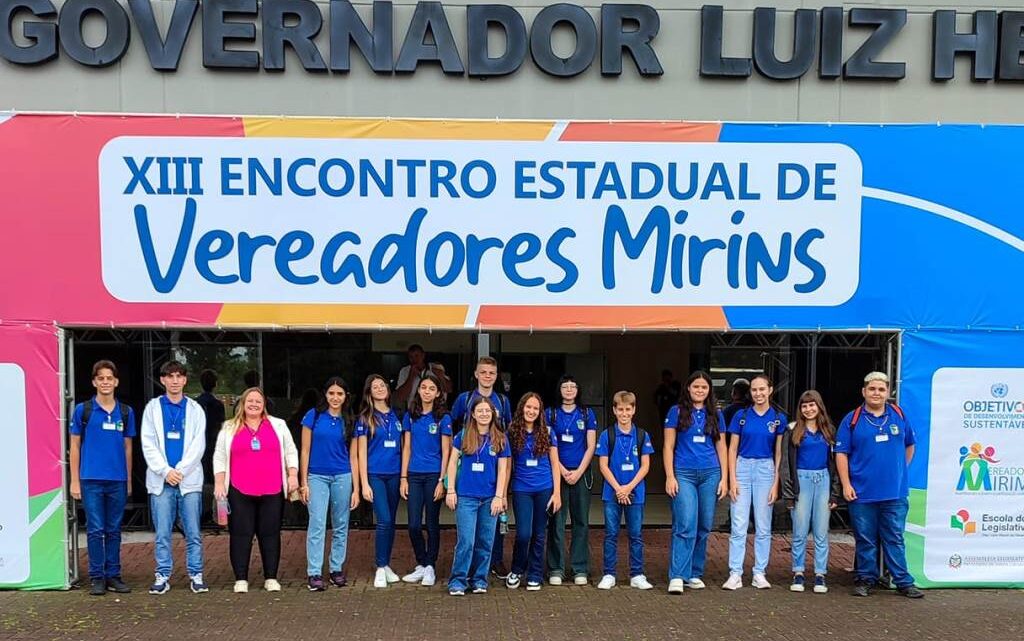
[2,0,1022,122]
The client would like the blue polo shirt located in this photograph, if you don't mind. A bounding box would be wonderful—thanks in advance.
[547,406,597,469]
[727,407,786,460]
[356,409,403,475]
[510,427,558,493]
[70,398,136,482]
[403,411,454,474]
[834,405,915,503]
[665,405,723,471]
[452,429,511,499]
[451,390,512,429]
[302,409,352,475]
[595,425,655,504]
[160,395,187,468]
[795,428,830,471]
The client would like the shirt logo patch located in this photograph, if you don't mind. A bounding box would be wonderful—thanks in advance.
[632,445,639,456]
[429,423,438,435]
[890,424,900,435]
[576,419,585,431]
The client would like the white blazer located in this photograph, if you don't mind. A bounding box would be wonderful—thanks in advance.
[213,415,299,499]
[140,396,207,496]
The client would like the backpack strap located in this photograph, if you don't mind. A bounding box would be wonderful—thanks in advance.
[850,406,863,429]
[889,402,905,420]
[635,426,647,456]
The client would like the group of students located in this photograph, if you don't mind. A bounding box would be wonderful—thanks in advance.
[71,356,923,599]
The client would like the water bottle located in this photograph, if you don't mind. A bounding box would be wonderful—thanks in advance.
[216,498,230,526]
[499,511,509,535]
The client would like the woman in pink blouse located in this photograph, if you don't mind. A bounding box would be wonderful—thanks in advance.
[213,387,299,593]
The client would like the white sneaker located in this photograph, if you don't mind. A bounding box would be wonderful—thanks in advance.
[233,580,249,593]
[374,568,388,588]
[722,573,743,590]
[630,575,654,590]
[752,574,771,589]
[383,566,400,583]
[421,566,436,587]
[668,578,685,594]
[573,574,588,586]
[685,578,706,590]
[403,566,426,583]
[597,574,616,590]
[548,575,563,586]
[264,579,281,592]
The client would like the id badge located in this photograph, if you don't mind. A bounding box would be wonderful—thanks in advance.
[621,462,635,472]
[693,435,706,444]
[471,462,485,472]
[526,459,539,467]
[167,430,182,440]
[875,434,889,443]
[102,421,117,431]
[251,437,261,451]
[560,433,574,443]
[384,439,398,448]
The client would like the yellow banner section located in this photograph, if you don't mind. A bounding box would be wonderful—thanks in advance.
[243,117,554,141]
[216,304,468,328]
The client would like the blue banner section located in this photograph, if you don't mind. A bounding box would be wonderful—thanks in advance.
[719,124,1024,331]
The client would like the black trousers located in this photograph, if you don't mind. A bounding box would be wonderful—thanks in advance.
[228,486,284,580]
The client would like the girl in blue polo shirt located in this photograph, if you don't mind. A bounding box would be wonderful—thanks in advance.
[664,370,728,594]
[545,374,597,586]
[506,393,562,591]
[356,374,403,589]
[300,376,360,592]
[399,372,453,587]
[782,390,839,594]
[445,396,511,596]
[724,374,786,590]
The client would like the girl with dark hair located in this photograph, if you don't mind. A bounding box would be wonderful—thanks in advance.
[356,374,403,588]
[505,393,562,591]
[782,390,839,594]
[724,374,786,590]
[299,377,360,592]
[399,372,453,587]
[663,371,728,594]
[445,396,511,596]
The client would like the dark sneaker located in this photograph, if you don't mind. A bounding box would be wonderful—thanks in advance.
[189,573,209,594]
[329,571,347,588]
[308,575,325,592]
[148,574,170,595]
[490,562,510,580]
[789,574,806,592]
[813,575,828,594]
[898,585,925,599]
[106,577,131,593]
[89,579,107,596]
[505,573,521,589]
[852,582,871,597]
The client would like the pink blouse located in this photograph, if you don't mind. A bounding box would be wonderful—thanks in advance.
[229,419,282,496]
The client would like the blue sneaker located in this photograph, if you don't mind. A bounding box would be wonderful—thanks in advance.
[789,574,806,592]
[190,573,209,594]
[149,574,170,595]
[813,575,828,594]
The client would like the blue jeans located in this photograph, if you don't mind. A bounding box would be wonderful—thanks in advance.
[151,485,203,577]
[369,474,400,568]
[791,469,830,575]
[81,480,127,579]
[669,467,721,581]
[729,456,775,575]
[406,473,442,567]
[306,473,352,576]
[603,501,645,578]
[449,496,498,591]
[848,498,914,588]
[511,489,551,583]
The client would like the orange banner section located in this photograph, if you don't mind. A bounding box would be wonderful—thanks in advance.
[243,117,554,141]
[559,121,722,143]
[217,304,468,328]
[476,306,729,330]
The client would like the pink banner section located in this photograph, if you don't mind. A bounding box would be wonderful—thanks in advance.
[0,114,236,327]
[0,323,61,497]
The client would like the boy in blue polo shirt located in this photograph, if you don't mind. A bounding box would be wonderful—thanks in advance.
[836,372,923,599]
[595,391,655,590]
[69,360,136,596]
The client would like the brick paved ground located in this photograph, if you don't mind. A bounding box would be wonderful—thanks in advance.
[2,529,1021,641]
